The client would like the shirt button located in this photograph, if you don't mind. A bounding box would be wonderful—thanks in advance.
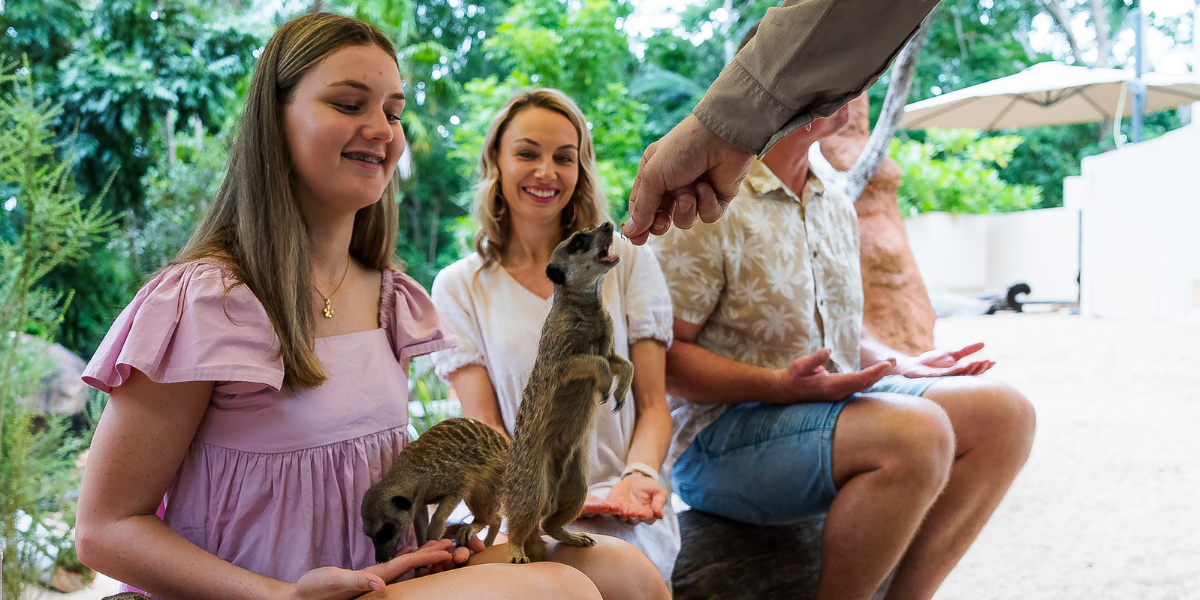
[812,249,818,257]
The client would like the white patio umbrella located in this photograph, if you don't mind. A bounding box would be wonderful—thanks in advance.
[900,62,1200,130]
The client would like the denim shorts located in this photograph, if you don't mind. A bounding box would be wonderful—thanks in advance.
[671,375,940,525]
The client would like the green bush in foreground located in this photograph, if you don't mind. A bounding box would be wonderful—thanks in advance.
[0,62,114,599]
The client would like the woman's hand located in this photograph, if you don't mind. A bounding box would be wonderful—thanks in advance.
[607,475,667,526]
[580,494,623,517]
[288,540,453,599]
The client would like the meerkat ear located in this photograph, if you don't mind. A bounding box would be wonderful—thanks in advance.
[546,264,566,285]
[390,495,413,512]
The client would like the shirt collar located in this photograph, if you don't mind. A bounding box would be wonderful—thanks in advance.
[744,159,826,206]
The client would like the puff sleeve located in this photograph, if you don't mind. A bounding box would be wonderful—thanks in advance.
[428,258,487,382]
[380,269,457,363]
[617,240,674,349]
[82,261,284,394]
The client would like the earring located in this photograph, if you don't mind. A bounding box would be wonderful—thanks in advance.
[806,123,813,132]
[495,196,507,220]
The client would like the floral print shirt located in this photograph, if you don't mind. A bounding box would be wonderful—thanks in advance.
[651,156,864,467]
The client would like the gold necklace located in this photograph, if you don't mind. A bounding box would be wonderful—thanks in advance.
[313,255,351,319]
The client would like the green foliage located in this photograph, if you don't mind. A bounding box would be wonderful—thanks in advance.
[453,0,648,211]
[889,130,1042,216]
[0,0,85,85]
[33,0,261,356]
[0,64,113,600]
[868,0,1184,209]
[407,357,461,436]
[123,128,229,274]
[54,0,260,216]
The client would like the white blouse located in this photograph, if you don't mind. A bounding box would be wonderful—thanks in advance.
[430,236,680,579]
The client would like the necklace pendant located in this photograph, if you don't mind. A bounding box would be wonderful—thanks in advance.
[323,299,334,319]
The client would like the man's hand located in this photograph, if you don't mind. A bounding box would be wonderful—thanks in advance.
[777,348,894,403]
[607,474,667,526]
[895,342,994,378]
[623,115,752,245]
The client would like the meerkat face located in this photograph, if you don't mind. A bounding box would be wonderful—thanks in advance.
[545,223,619,289]
[361,486,414,563]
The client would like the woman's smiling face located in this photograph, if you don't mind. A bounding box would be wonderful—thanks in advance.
[496,107,580,227]
[282,44,406,218]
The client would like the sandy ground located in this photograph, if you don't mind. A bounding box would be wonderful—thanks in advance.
[38,313,1200,600]
[931,312,1200,600]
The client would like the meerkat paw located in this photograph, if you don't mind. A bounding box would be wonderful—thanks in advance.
[456,523,485,548]
[558,531,596,547]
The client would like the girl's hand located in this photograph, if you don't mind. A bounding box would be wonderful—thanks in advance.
[415,524,486,576]
[607,475,667,526]
[580,494,623,517]
[288,540,453,599]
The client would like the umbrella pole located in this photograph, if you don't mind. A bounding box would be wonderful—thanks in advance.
[1132,6,1146,143]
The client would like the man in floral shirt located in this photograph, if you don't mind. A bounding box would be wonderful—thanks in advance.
[651,29,1036,599]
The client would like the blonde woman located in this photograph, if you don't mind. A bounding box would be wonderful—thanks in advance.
[75,15,665,600]
[430,89,681,581]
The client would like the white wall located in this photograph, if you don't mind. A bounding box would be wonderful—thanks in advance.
[904,208,1080,302]
[904,212,989,293]
[1073,123,1200,319]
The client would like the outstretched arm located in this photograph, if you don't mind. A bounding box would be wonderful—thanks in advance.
[860,330,995,378]
[666,319,892,404]
[449,365,512,441]
[606,340,671,525]
[624,0,939,244]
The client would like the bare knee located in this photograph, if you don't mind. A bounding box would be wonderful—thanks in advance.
[971,380,1037,464]
[549,535,670,600]
[881,401,956,492]
[525,562,604,599]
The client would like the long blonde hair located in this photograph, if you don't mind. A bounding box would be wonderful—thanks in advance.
[472,88,609,269]
[179,13,401,390]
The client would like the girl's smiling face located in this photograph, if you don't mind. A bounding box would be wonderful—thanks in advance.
[283,44,406,218]
[496,107,580,227]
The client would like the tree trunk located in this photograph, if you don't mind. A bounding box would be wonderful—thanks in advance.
[844,12,934,204]
[1090,0,1112,66]
[1041,0,1087,64]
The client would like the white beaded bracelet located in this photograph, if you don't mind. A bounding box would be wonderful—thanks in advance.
[620,462,660,481]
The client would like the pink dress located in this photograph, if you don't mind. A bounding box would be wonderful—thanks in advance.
[82,260,456,593]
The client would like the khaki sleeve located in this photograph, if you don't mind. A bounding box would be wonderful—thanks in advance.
[693,0,938,155]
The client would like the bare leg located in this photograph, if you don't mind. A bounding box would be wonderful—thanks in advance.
[466,535,670,600]
[884,377,1035,600]
[379,561,602,599]
[819,393,956,600]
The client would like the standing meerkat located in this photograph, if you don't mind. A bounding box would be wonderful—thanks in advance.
[361,417,508,563]
[504,222,633,564]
